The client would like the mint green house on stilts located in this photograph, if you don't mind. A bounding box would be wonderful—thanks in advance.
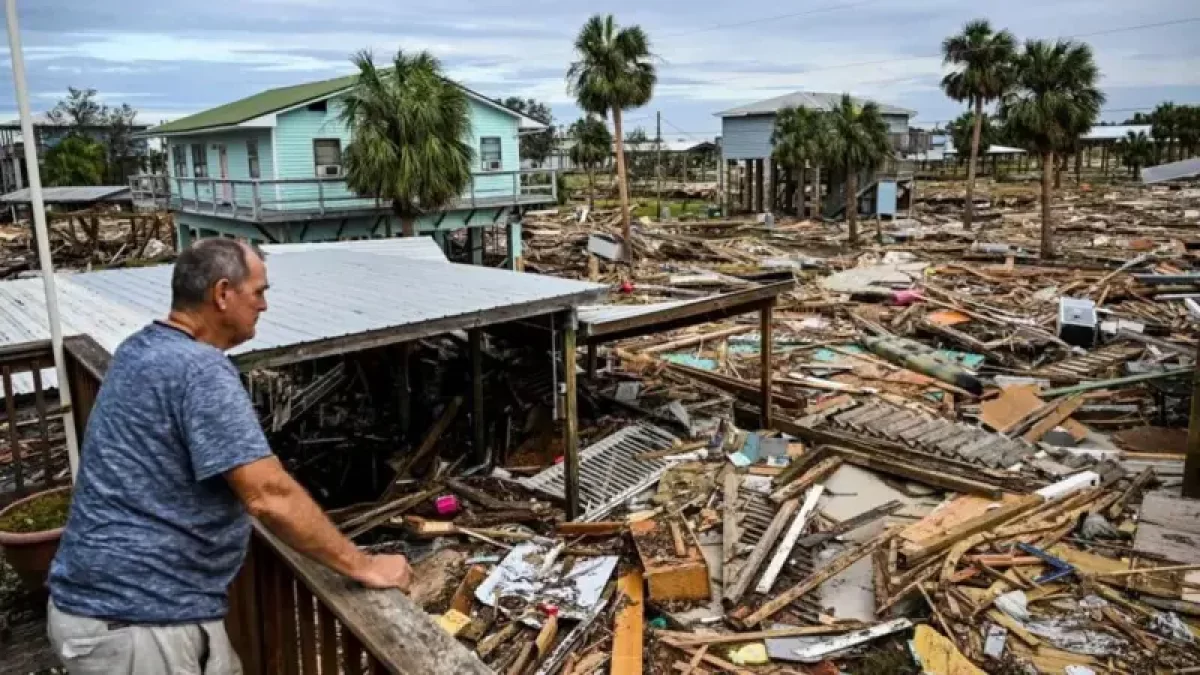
[131,73,555,266]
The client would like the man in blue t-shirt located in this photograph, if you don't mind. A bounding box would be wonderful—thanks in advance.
[47,239,411,674]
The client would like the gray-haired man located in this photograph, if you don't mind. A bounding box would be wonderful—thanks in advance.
[47,239,410,674]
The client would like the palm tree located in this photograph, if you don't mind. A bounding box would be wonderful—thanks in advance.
[568,14,656,260]
[568,116,613,210]
[826,94,892,246]
[1177,106,1200,160]
[1000,39,1104,259]
[1116,131,1154,179]
[340,49,473,236]
[771,106,828,219]
[941,19,1017,229]
[947,111,995,170]
[1151,102,1178,163]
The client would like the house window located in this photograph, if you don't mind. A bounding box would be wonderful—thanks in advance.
[190,143,208,178]
[480,137,502,171]
[306,100,328,113]
[313,139,343,176]
[247,140,261,179]
[172,145,187,177]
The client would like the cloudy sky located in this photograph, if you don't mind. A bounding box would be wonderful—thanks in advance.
[1,0,1197,140]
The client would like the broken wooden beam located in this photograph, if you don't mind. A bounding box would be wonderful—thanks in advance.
[756,485,824,594]
[612,569,645,675]
[829,447,1004,498]
[769,456,841,503]
[386,396,463,494]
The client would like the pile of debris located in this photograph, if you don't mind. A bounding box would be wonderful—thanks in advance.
[0,209,174,278]
[278,176,1200,673]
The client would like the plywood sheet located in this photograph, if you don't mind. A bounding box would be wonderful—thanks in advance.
[979,385,1042,432]
[1133,494,1200,564]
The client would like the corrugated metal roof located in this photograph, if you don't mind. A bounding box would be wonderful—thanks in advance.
[716,91,915,118]
[0,186,130,204]
[577,299,694,326]
[260,237,448,262]
[1083,124,1152,142]
[1142,157,1200,184]
[0,274,150,395]
[0,247,602,381]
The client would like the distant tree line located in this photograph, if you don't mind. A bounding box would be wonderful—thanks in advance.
[40,87,162,187]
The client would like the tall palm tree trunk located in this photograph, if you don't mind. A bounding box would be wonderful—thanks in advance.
[586,166,596,210]
[395,202,415,237]
[965,99,983,229]
[810,166,821,220]
[1040,151,1054,259]
[798,166,807,218]
[611,108,632,261]
[846,169,859,246]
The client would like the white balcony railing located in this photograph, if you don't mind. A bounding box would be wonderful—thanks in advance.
[130,169,557,223]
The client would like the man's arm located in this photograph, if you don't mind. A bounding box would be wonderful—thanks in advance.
[225,456,411,591]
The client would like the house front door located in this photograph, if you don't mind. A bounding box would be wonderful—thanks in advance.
[216,144,231,203]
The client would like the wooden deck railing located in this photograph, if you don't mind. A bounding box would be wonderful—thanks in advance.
[130,169,558,224]
[0,340,68,507]
[60,335,489,674]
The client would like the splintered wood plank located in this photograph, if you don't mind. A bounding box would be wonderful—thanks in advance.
[900,494,1024,546]
[1022,395,1084,443]
[721,470,740,590]
[612,570,645,675]
[1133,493,1200,564]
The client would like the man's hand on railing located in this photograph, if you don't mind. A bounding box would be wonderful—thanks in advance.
[351,554,413,593]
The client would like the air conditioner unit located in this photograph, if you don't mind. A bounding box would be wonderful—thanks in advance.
[317,164,343,177]
[485,160,502,171]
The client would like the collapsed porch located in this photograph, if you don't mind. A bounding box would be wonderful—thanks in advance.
[0,238,607,672]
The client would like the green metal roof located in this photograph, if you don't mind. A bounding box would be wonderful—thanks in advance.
[150,73,358,134]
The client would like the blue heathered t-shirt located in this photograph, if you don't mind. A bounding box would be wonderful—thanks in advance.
[49,321,273,624]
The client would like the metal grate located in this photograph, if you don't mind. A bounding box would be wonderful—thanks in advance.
[521,423,679,522]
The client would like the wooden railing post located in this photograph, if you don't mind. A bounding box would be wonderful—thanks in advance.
[317,179,325,216]
[252,182,261,222]
[210,179,217,214]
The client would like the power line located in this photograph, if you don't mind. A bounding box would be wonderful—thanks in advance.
[911,106,1172,127]
[658,0,881,39]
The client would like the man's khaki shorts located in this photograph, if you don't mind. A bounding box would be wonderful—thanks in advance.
[47,600,242,675]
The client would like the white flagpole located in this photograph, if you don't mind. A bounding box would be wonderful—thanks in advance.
[4,0,80,477]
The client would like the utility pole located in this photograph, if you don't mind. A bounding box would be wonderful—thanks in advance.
[4,0,80,477]
[656,111,662,221]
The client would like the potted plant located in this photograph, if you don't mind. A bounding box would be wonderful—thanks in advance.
[0,486,71,590]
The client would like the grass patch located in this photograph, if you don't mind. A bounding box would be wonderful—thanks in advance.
[0,490,70,533]
[589,198,715,219]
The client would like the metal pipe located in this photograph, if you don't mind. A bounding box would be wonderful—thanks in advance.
[4,0,80,477]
